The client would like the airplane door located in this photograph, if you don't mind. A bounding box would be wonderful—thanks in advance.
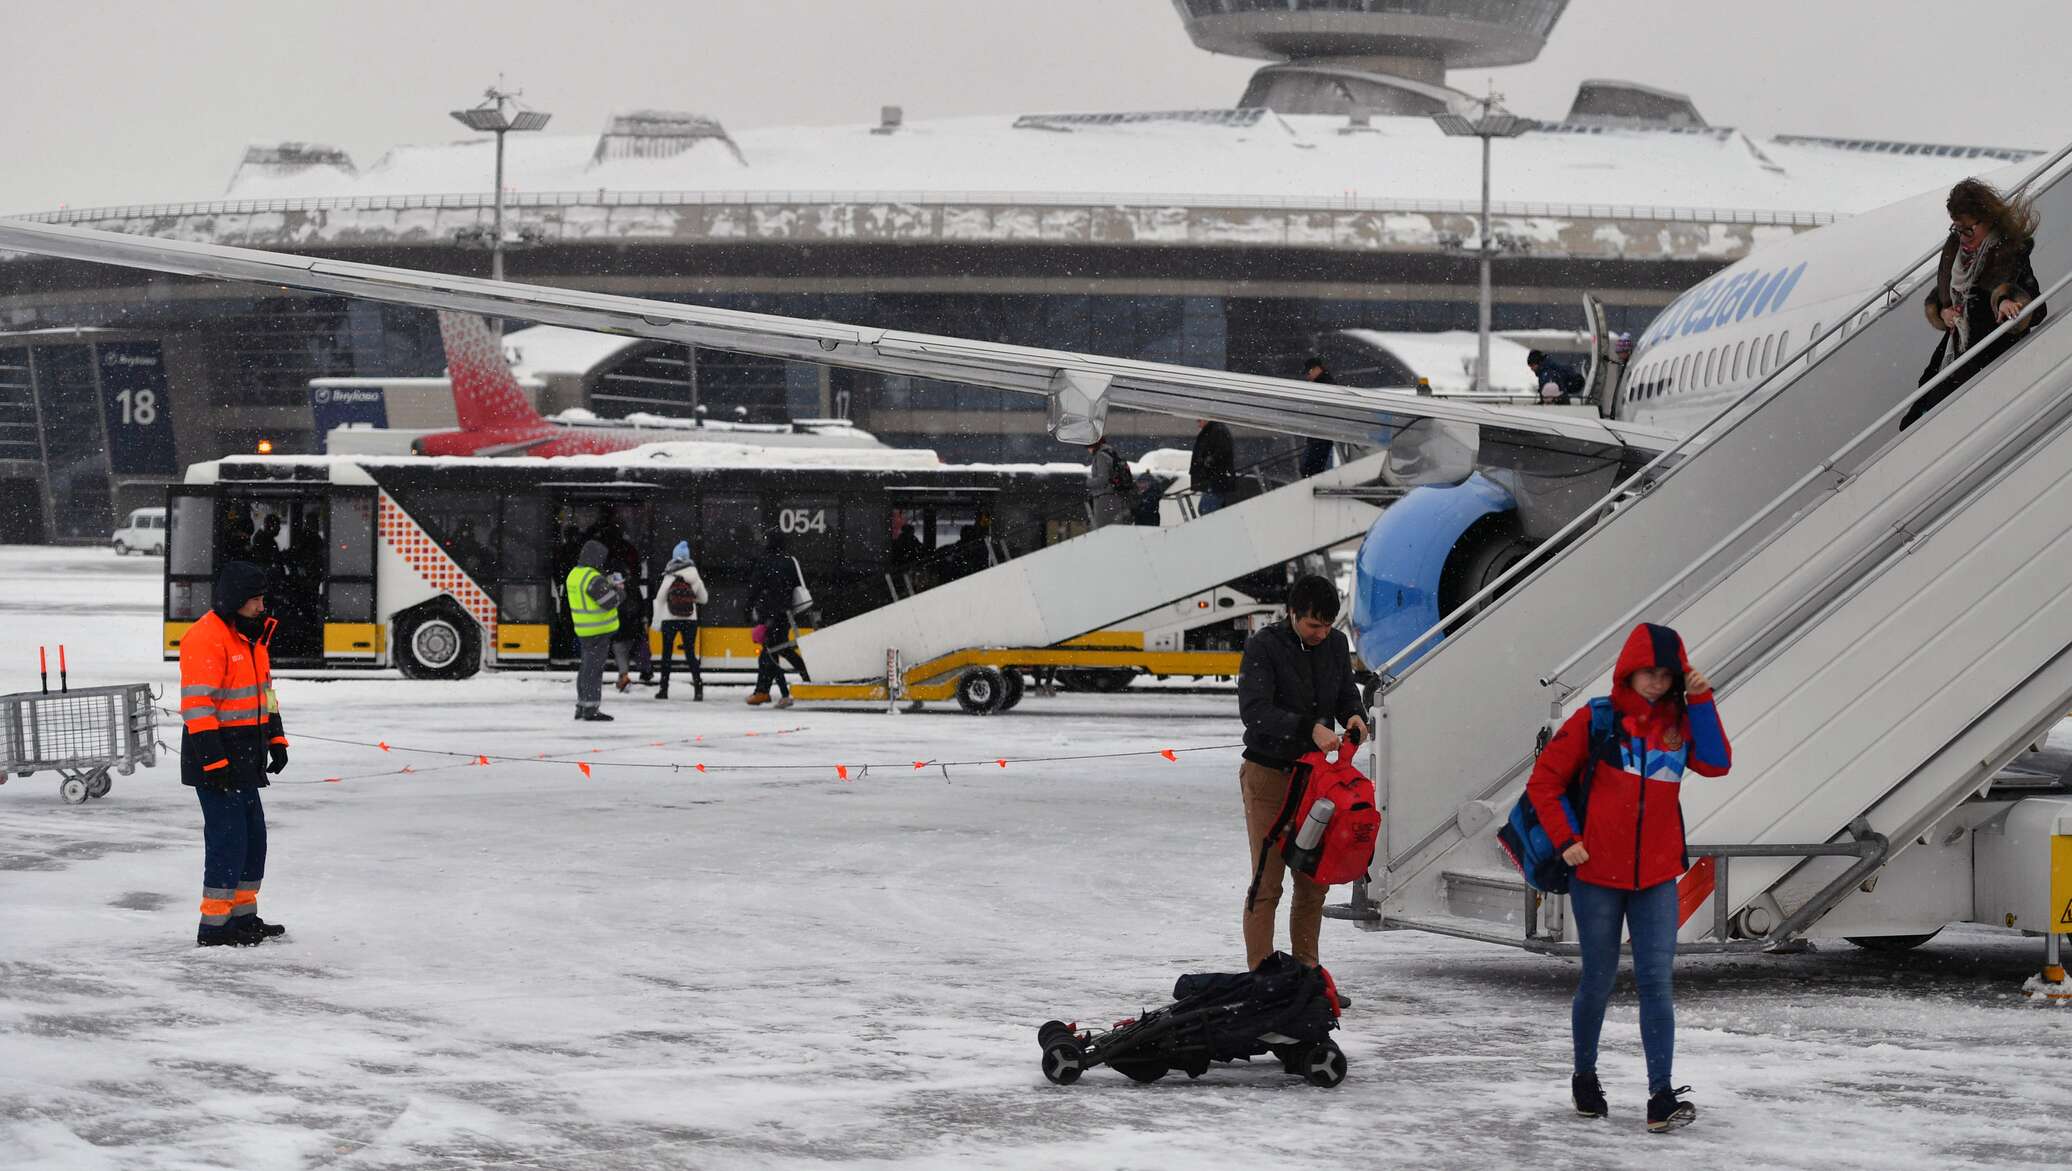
[1580,293,1621,417]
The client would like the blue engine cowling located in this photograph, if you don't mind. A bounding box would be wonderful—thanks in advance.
[1351,473,1518,672]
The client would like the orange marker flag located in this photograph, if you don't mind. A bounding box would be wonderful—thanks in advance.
[378,741,390,753]
[400,765,415,774]
[476,755,491,766]
[1160,749,1177,762]
[321,777,341,783]
[578,762,592,778]
[836,764,849,780]
[997,759,1007,768]
[913,761,927,770]
[694,763,706,774]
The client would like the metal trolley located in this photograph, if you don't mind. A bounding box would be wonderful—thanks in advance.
[0,683,160,804]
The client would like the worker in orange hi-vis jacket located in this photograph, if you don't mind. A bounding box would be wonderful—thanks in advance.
[179,560,291,947]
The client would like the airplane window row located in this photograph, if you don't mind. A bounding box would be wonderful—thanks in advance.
[1626,328,1795,403]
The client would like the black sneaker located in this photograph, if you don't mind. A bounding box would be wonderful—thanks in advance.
[1646,1085,1696,1133]
[582,710,616,722]
[654,687,669,700]
[1573,1072,1608,1118]
[197,928,259,948]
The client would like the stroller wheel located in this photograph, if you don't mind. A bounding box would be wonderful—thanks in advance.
[1041,1038,1085,1085]
[1114,1061,1167,1084]
[1303,1039,1347,1088]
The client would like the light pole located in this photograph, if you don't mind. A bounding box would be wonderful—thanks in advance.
[1434,94,1536,394]
[451,83,552,282]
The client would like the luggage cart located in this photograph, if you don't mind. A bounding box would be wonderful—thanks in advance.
[0,684,159,804]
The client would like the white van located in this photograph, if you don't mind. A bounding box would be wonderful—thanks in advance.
[112,506,168,556]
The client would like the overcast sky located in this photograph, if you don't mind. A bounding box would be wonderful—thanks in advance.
[9,1,2072,214]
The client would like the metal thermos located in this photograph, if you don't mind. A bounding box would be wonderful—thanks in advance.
[1293,797,1336,851]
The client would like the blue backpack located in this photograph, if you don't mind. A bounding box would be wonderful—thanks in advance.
[1496,698,1618,894]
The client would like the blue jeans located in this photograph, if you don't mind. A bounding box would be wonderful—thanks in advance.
[1570,877,1679,1094]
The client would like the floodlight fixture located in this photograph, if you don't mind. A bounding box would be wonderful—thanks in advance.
[449,83,553,283]
[1433,93,1540,393]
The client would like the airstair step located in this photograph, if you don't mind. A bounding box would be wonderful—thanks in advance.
[1440,868,1532,926]
[1382,910,1530,949]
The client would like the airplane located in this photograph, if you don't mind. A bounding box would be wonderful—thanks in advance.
[414,311,882,457]
[0,157,2035,673]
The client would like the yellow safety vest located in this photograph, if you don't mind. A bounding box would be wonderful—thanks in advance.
[566,565,620,638]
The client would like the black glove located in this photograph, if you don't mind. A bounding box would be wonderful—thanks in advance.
[267,744,289,774]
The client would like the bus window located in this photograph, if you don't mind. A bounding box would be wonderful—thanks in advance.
[497,495,550,623]
[327,493,376,623]
[699,494,762,625]
[407,489,500,585]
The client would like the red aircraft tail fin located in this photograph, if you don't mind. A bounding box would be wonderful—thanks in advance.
[437,311,546,434]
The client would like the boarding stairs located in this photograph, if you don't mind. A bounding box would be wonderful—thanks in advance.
[1349,145,2072,950]
[796,451,1393,685]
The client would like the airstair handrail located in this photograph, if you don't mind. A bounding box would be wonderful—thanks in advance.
[1373,137,2072,685]
[1537,260,2072,692]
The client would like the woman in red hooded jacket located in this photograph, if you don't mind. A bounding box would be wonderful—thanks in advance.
[1526,622,1730,1133]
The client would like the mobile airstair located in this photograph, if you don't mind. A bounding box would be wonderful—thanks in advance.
[794,450,1393,700]
[1350,144,2072,953]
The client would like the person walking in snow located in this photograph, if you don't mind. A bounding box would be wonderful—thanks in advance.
[747,531,807,708]
[1525,622,1730,1133]
[566,539,623,721]
[651,540,708,701]
[178,561,291,947]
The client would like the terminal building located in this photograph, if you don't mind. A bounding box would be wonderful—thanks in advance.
[0,0,2035,542]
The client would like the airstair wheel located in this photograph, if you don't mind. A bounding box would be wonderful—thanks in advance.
[956,667,1009,715]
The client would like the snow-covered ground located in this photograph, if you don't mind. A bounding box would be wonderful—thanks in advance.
[2,545,2068,1170]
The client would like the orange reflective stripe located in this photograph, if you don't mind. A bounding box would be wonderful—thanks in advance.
[231,890,258,907]
[201,759,229,772]
[199,898,234,916]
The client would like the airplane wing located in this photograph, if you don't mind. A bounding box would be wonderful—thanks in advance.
[0,218,1677,457]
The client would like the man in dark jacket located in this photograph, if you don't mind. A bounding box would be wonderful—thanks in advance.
[1189,419,1236,514]
[179,560,291,946]
[748,532,809,706]
[1299,358,1337,477]
[1235,574,1368,970]
[1526,350,1587,404]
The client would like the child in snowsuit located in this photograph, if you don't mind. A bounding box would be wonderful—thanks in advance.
[1525,622,1730,1133]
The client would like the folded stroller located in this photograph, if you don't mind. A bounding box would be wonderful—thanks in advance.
[1037,952,1346,1087]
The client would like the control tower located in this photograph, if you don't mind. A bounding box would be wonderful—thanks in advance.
[1171,0,1568,115]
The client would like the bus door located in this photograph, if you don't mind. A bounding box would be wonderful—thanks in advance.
[322,488,379,664]
[544,485,659,666]
[185,483,332,666]
[163,486,217,659]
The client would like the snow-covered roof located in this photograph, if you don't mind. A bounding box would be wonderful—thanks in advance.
[206,442,1084,475]
[501,324,645,379]
[1340,329,1541,395]
[198,112,2029,219]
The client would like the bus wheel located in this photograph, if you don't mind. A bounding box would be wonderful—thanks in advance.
[956,667,1008,715]
[396,604,480,681]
